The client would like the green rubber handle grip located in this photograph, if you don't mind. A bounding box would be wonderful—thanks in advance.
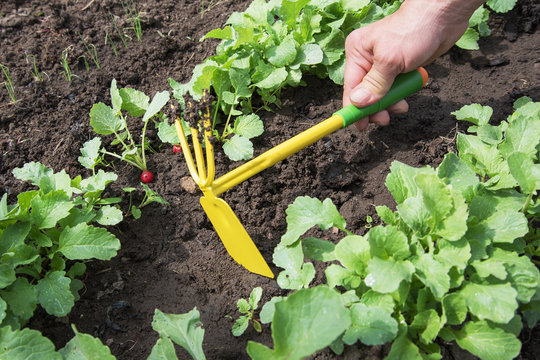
[334,68,428,128]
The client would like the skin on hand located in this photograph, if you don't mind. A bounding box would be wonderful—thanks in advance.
[343,0,485,131]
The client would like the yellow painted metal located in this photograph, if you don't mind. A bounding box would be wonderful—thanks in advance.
[174,115,275,278]
[210,114,344,196]
[174,111,347,278]
[175,119,200,184]
[200,194,274,278]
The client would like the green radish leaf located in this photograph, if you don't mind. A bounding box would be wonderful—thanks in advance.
[281,196,345,246]
[249,287,263,310]
[234,114,263,139]
[148,337,178,360]
[237,298,250,314]
[30,191,74,229]
[335,235,370,275]
[386,326,422,360]
[110,79,123,112]
[222,135,254,161]
[452,104,493,126]
[201,26,233,41]
[410,309,442,344]
[437,152,479,201]
[0,297,6,323]
[280,0,310,27]
[453,321,521,360]
[499,113,540,159]
[95,205,123,226]
[343,303,398,346]
[253,67,288,90]
[412,254,451,300]
[487,0,517,13]
[0,278,37,324]
[12,161,53,187]
[78,137,102,170]
[265,37,298,67]
[90,102,125,135]
[36,270,74,317]
[152,308,206,360]
[57,223,120,260]
[259,296,284,324]
[460,282,518,323]
[365,257,415,294]
[274,240,315,290]
[119,87,150,116]
[79,170,118,192]
[455,28,480,50]
[295,43,324,65]
[442,293,468,325]
[143,91,170,122]
[247,286,350,359]
[59,324,115,359]
[368,225,410,261]
[0,327,61,360]
[302,237,336,262]
[232,316,250,336]
[158,119,189,145]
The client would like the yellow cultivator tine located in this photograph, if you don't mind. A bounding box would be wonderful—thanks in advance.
[202,106,214,188]
[175,118,200,185]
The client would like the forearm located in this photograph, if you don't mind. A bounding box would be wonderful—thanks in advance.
[403,0,486,24]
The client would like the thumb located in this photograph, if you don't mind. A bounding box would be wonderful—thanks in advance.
[349,63,400,108]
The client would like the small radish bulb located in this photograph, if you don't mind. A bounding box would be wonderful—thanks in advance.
[141,170,155,183]
[173,145,182,154]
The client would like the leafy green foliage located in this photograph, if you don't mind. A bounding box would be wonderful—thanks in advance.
[258,99,540,359]
[230,287,263,336]
[151,308,206,360]
[0,162,121,329]
[0,307,206,360]
[247,285,350,359]
[89,79,170,172]
[123,184,169,219]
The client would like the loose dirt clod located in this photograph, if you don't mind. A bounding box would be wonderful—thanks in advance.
[180,176,198,194]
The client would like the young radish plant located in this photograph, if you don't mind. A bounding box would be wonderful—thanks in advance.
[89,79,170,183]
[229,287,263,336]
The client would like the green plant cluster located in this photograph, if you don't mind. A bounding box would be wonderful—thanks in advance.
[0,162,122,331]
[0,307,207,360]
[171,0,400,116]
[89,79,170,172]
[247,98,540,359]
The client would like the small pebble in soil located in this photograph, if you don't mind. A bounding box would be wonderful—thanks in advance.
[181,176,198,194]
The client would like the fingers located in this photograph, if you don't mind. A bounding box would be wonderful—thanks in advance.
[349,62,401,108]
[353,100,409,131]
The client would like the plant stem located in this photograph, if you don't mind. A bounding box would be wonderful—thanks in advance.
[521,192,533,213]
[221,92,238,139]
[140,119,150,170]
[101,150,143,170]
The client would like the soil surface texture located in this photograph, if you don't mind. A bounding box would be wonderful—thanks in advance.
[0,0,539,359]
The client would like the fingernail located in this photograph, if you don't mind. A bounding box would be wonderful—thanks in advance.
[350,88,372,106]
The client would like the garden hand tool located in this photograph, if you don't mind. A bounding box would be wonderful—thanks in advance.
[175,68,428,278]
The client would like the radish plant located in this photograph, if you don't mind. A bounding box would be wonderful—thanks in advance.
[250,98,540,360]
[230,287,263,336]
[89,79,170,183]
[0,307,207,360]
[0,162,122,330]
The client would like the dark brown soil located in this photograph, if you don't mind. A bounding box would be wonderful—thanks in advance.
[1,1,539,359]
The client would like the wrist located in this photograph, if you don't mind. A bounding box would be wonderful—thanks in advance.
[402,0,485,22]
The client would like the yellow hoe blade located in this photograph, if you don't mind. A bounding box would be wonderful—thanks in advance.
[200,194,274,278]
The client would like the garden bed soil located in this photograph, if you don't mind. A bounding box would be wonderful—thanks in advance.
[0,0,539,359]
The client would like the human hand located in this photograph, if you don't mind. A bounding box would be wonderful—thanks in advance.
[343,0,484,131]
